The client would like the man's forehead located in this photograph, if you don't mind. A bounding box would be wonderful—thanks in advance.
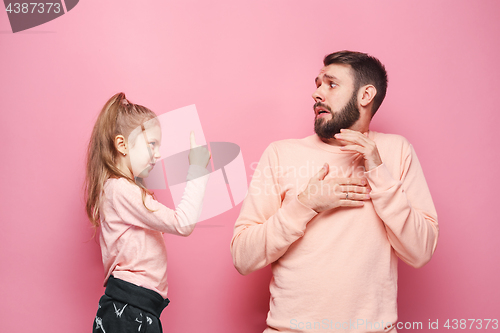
[316,65,337,81]
[317,64,352,81]
[315,67,328,83]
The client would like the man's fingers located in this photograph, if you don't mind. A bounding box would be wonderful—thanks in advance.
[338,191,370,204]
[336,130,372,147]
[340,185,371,194]
[332,177,367,186]
[340,200,365,207]
[316,163,329,180]
[351,153,364,164]
[339,144,362,153]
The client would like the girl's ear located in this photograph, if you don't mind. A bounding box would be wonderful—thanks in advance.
[114,135,127,155]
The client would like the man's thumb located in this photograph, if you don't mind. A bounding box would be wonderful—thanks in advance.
[317,163,329,180]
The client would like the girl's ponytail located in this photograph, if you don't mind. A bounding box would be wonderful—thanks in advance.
[83,93,159,232]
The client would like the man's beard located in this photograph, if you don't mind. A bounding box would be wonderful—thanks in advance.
[314,91,360,139]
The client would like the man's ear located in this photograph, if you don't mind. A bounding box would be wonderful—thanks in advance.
[359,85,377,108]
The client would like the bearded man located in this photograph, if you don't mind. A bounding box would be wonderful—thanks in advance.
[231,50,439,333]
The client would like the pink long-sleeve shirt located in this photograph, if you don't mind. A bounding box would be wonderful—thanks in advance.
[98,164,210,298]
[230,130,439,333]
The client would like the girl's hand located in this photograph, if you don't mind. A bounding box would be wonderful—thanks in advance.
[188,130,211,168]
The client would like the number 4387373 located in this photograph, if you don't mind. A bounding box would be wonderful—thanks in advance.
[443,319,498,330]
[5,3,62,14]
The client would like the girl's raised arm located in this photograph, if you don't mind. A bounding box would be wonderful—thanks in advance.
[107,164,210,236]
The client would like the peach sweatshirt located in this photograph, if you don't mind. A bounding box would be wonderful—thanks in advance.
[231,130,439,333]
[98,164,210,299]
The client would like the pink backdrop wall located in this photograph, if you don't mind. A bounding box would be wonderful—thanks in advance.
[1,0,499,331]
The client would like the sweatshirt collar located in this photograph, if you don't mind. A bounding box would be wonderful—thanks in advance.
[310,130,375,153]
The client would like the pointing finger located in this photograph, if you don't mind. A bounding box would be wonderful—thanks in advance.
[190,130,198,148]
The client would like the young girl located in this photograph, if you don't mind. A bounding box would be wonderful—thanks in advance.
[84,92,211,333]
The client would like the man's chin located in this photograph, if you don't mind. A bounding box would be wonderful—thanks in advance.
[314,130,337,140]
[314,123,340,139]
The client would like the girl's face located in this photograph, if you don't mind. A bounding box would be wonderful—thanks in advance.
[128,124,162,179]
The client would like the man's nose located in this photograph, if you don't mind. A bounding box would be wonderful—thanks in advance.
[312,87,324,102]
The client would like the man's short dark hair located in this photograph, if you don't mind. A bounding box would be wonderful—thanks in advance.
[323,50,388,117]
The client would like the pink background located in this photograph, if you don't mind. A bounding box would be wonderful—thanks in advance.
[1,0,499,331]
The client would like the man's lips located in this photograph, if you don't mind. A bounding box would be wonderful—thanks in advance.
[315,106,331,116]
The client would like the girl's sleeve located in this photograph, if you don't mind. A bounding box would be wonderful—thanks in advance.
[111,164,210,236]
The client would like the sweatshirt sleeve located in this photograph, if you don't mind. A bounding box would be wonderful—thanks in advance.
[364,140,439,268]
[230,143,319,276]
[111,164,210,236]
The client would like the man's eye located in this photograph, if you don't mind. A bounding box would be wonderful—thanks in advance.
[329,82,337,88]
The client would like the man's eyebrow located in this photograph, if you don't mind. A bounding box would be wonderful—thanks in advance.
[315,74,339,84]
[324,74,339,81]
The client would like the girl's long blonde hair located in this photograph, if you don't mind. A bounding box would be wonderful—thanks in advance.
[84,92,159,230]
